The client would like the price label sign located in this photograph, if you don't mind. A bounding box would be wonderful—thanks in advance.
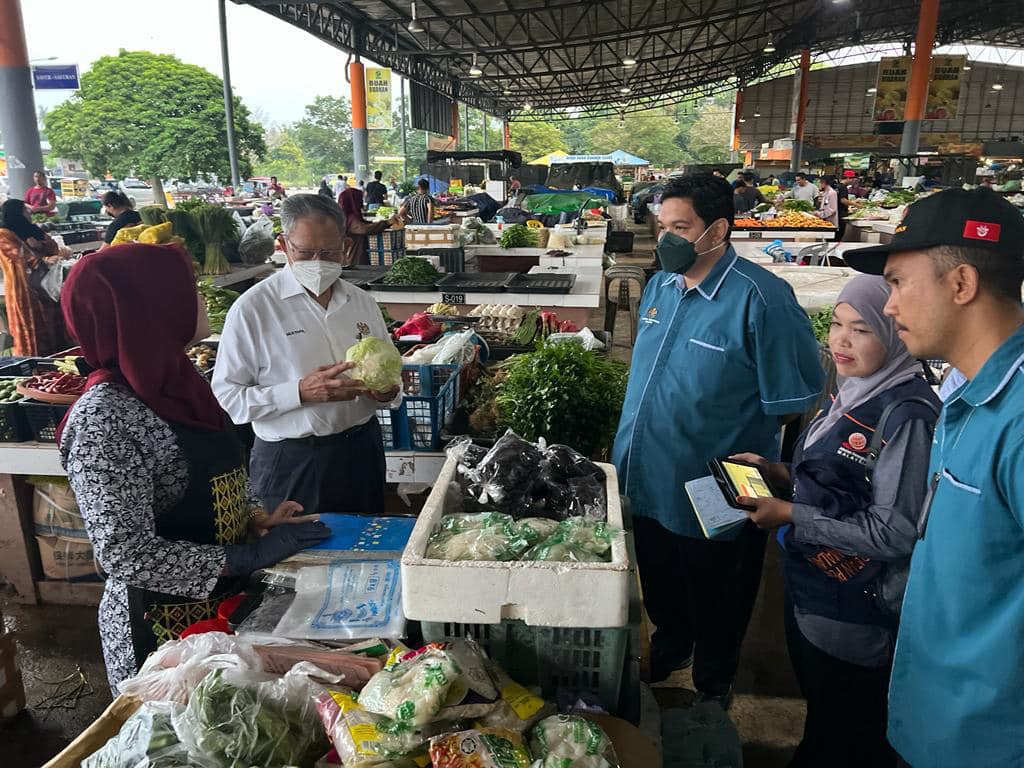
[747,231,762,240]
[442,293,465,305]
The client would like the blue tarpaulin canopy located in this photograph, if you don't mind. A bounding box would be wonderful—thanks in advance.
[549,151,649,166]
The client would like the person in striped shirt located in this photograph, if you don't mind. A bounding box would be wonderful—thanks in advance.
[400,178,434,224]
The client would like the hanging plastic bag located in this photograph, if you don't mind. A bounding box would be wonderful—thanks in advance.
[238,215,275,265]
[117,631,263,704]
[171,666,331,768]
[82,701,189,768]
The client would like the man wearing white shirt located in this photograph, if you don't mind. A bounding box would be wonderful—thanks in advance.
[213,194,400,517]
[792,173,818,205]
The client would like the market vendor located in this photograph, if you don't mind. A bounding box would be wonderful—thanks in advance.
[339,187,403,266]
[0,199,70,355]
[400,178,434,224]
[59,243,330,691]
[100,190,142,246]
[213,194,401,517]
[843,189,1024,768]
[816,175,839,228]
[25,170,56,215]
[792,172,818,205]
[612,174,824,705]
[268,175,287,199]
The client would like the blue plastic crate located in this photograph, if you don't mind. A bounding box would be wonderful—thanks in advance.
[377,363,460,451]
[367,229,406,266]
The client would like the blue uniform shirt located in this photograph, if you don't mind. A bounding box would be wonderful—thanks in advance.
[612,248,825,539]
[888,323,1024,768]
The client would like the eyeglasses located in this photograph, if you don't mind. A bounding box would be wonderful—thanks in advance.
[283,237,346,261]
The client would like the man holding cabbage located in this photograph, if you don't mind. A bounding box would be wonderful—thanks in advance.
[213,194,403,516]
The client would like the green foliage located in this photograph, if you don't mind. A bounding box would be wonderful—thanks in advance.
[509,121,567,161]
[495,341,629,459]
[381,256,442,285]
[498,224,538,249]
[253,127,310,187]
[291,95,354,176]
[586,110,681,167]
[809,305,834,344]
[45,50,265,181]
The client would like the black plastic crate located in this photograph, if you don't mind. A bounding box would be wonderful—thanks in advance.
[340,265,390,288]
[0,378,30,442]
[436,272,514,293]
[505,273,577,294]
[410,247,465,273]
[604,230,635,253]
[0,357,50,377]
[20,399,71,443]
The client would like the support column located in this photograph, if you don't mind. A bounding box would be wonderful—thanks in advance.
[218,0,240,190]
[399,76,408,182]
[731,88,744,159]
[0,0,44,199]
[790,48,811,172]
[483,113,488,151]
[464,104,470,151]
[350,57,369,183]
[503,120,510,150]
[900,0,940,155]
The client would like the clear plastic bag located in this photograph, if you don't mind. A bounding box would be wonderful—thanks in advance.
[238,216,275,265]
[171,667,330,768]
[82,701,189,768]
[528,715,620,768]
[316,687,450,766]
[424,513,522,561]
[476,664,555,734]
[357,646,461,725]
[468,430,544,513]
[272,559,405,641]
[524,519,616,563]
[117,632,262,704]
[429,728,532,768]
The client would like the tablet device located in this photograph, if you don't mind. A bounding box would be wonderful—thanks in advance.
[709,458,777,510]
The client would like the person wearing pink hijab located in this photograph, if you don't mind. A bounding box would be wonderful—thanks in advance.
[337,187,402,265]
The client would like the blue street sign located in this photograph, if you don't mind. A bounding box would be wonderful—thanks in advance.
[32,64,79,90]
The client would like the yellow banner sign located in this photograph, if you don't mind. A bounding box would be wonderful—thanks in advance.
[926,55,966,120]
[873,56,912,122]
[365,67,392,130]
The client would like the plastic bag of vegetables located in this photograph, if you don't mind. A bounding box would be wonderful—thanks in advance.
[83,701,190,768]
[345,336,404,392]
[524,518,616,563]
[238,216,275,265]
[429,727,532,768]
[316,688,448,767]
[529,714,620,768]
[171,667,329,768]
[357,645,462,726]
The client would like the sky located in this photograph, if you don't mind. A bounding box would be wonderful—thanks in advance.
[22,0,373,125]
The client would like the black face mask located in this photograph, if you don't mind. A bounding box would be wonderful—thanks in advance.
[655,223,725,275]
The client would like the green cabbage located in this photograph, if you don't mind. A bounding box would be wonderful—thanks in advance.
[346,336,404,392]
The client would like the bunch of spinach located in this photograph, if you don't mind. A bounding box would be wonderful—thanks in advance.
[495,341,628,459]
[808,305,834,345]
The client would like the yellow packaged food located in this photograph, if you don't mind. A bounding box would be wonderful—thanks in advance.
[138,221,174,244]
[111,223,149,244]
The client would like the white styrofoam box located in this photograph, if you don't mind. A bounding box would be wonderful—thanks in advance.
[401,457,629,628]
[406,224,460,248]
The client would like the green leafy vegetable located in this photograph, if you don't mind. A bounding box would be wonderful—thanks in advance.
[139,205,168,226]
[782,199,813,213]
[499,224,539,249]
[809,305,833,344]
[381,256,442,286]
[495,340,628,459]
[345,336,404,392]
[191,204,237,275]
[197,280,239,334]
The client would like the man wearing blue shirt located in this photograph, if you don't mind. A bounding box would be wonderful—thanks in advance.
[613,174,824,704]
[844,188,1024,767]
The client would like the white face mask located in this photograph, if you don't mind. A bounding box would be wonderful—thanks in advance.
[289,259,343,297]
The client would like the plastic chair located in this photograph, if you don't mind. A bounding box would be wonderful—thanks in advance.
[603,266,647,345]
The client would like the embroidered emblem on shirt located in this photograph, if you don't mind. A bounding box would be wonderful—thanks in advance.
[356,321,371,339]
[647,307,658,318]
[847,432,867,451]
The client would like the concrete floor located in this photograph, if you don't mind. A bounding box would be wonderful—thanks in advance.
[0,221,808,766]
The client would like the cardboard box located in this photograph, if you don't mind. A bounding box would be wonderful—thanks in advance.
[32,481,88,538]
[0,633,25,720]
[401,458,630,627]
[35,535,102,582]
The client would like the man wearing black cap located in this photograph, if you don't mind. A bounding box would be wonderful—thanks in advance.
[843,188,1024,768]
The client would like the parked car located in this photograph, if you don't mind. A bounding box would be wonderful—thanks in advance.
[120,178,156,207]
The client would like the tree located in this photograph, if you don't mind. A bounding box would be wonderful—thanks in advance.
[586,111,683,167]
[683,102,734,165]
[508,120,567,161]
[253,127,309,187]
[292,95,354,176]
[558,114,600,154]
[45,50,265,196]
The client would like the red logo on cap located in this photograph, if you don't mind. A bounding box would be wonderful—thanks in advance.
[963,220,1001,242]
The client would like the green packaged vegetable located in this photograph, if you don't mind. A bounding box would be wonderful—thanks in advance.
[381,256,442,286]
[524,518,615,563]
[83,701,190,768]
[529,714,620,768]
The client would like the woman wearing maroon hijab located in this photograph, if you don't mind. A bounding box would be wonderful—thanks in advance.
[337,186,402,266]
[58,243,329,691]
